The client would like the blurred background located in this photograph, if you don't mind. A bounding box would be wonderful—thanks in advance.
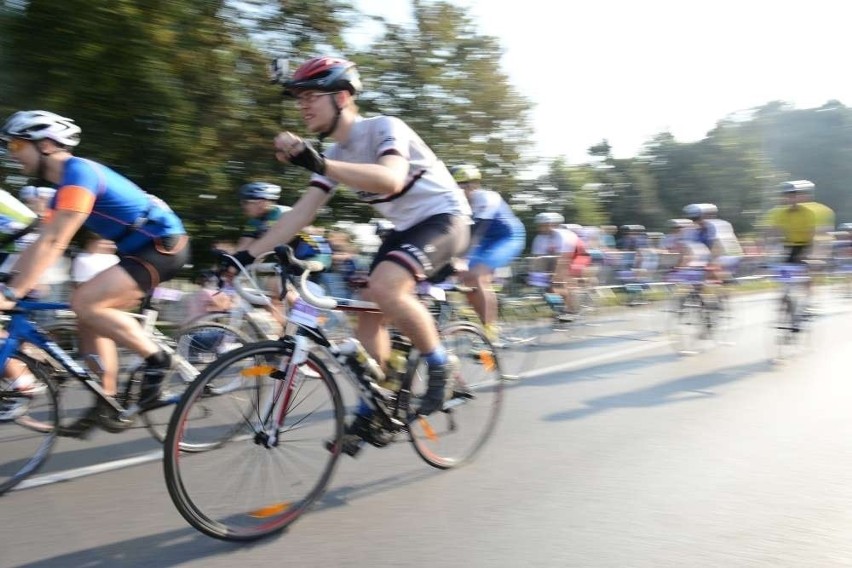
[2,0,851,268]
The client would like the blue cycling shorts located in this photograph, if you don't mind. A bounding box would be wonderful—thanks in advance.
[468,232,526,271]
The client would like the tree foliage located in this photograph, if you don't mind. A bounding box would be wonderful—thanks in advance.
[1,0,851,260]
[351,0,534,196]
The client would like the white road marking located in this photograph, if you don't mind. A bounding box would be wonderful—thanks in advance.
[13,449,163,491]
[522,338,669,380]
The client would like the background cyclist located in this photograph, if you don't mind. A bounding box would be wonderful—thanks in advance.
[450,164,525,344]
[528,212,589,319]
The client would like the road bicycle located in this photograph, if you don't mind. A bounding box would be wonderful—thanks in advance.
[664,267,731,355]
[525,257,600,345]
[0,293,251,495]
[414,275,538,379]
[163,246,503,541]
[768,263,812,363]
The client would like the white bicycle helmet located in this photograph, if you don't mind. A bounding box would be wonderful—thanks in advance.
[239,182,281,201]
[682,203,703,220]
[1,110,81,147]
[535,212,564,225]
[450,164,482,184]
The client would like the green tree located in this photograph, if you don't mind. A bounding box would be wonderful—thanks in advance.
[351,0,534,197]
[0,0,351,265]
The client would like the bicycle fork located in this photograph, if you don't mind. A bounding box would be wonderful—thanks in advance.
[255,336,309,448]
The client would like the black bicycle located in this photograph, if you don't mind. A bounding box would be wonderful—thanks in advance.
[163,247,503,541]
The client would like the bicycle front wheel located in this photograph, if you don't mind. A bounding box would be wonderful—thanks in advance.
[141,322,253,446]
[163,340,344,541]
[409,322,504,469]
[0,352,59,495]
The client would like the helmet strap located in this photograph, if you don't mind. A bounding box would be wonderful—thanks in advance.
[318,94,344,141]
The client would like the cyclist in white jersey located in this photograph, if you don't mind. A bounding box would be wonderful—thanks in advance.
[529,212,590,316]
[696,203,743,280]
[233,57,472,453]
[450,164,525,343]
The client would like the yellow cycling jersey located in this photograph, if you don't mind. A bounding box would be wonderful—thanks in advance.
[764,205,817,246]
[801,201,835,231]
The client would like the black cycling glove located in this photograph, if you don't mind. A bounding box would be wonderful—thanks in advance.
[230,250,256,269]
[288,141,327,175]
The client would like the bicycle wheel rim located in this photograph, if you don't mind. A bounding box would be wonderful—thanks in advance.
[496,297,540,379]
[771,294,799,363]
[164,341,344,541]
[0,353,59,495]
[668,293,703,355]
[143,322,252,447]
[409,322,503,469]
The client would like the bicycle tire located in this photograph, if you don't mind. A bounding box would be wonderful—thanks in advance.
[40,320,143,433]
[771,292,799,363]
[409,322,504,469]
[181,311,271,342]
[667,291,704,355]
[163,340,344,541]
[0,352,59,495]
[142,322,253,446]
[495,295,540,378]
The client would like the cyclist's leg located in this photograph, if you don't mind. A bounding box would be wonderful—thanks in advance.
[462,264,496,327]
[70,268,154,376]
[72,236,189,406]
[466,233,525,338]
[363,214,469,416]
[76,328,120,396]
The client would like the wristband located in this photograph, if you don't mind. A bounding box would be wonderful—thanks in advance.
[288,142,327,175]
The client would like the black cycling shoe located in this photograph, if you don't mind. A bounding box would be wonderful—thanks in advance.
[325,414,373,457]
[417,363,450,416]
[138,364,168,409]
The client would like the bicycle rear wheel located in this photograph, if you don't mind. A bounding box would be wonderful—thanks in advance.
[0,352,59,495]
[409,322,504,469]
[163,340,344,541]
[141,322,253,446]
[495,295,541,379]
[666,291,704,355]
[770,293,799,363]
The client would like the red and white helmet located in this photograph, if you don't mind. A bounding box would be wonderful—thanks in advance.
[282,57,362,96]
[1,110,81,147]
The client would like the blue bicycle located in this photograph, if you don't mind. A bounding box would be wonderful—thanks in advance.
[0,295,251,495]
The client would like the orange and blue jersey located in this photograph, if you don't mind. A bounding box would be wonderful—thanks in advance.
[50,157,185,254]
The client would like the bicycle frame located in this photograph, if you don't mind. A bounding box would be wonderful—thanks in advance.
[0,300,126,413]
[232,253,464,446]
[771,263,810,323]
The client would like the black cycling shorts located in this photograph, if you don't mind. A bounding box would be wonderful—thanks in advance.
[119,235,190,292]
[785,244,811,264]
[370,214,470,281]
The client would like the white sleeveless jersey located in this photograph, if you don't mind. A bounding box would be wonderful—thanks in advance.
[705,219,743,256]
[531,228,579,256]
[309,115,471,231]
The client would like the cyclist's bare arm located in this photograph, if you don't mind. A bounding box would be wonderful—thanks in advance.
[235,235,255,250]
[274,133,409,196]
[9,209,86,296]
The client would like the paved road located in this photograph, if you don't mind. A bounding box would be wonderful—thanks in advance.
[3,290,852,568]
